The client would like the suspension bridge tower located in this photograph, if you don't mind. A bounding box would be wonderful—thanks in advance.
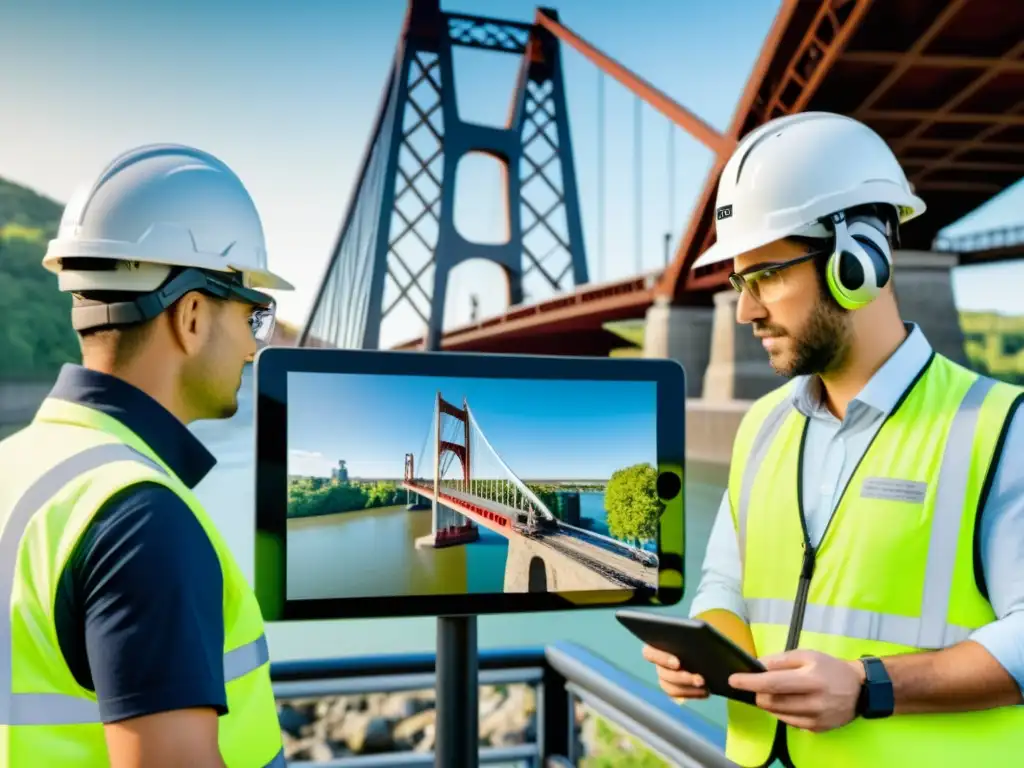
[431,392,479,547]
[298,0,589,352]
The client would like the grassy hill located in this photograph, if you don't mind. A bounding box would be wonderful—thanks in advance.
[0,174,308,381]
[0,177,79,380]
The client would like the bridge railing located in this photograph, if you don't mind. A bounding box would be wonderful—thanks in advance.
[272,640,736,767]
[934,224,1024,253]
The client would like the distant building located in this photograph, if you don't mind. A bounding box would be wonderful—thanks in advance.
[331,460,349,483]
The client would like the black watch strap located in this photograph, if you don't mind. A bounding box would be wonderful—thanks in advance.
[856,656,894,719]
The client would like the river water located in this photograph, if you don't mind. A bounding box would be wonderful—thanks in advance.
[189,367,730,727]
[287,493,617,600]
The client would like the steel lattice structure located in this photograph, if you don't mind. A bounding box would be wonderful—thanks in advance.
[299,0,588,351]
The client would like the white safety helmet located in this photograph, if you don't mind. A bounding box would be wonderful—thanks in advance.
[693,112,926,271]
[43,143,293,336]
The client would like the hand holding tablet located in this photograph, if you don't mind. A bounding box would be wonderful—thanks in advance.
[618,609,765,704]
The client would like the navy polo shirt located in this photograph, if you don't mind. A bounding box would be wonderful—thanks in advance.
[47,364,228,723]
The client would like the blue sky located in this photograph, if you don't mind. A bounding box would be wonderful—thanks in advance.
[2,0,1021,349]
[286,372,657,480]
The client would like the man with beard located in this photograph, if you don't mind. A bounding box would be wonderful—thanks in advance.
[641,112,1024,768]
[0,145,292,767]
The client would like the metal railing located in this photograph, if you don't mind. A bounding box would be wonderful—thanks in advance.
[934,224,1024,254]
[271,641,735,767]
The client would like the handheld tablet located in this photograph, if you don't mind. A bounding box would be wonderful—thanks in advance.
[617,609,764,704]
[253,347,686,622]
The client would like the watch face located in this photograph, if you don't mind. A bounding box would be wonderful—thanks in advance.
[860,657,894,718]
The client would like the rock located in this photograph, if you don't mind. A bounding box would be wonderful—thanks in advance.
[393,708,435,745]
[350,716,395,753]
[480,685,533,746]
[277,703,312,738]
[382,691,431,720]
[287,735,337,762]
[329,710,369,747]
[278,685,537,759]
[364,692,388,716]
[416,722,436,753]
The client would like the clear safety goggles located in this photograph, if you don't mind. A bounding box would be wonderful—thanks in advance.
[728,246,829,305]
[71,266,277,343]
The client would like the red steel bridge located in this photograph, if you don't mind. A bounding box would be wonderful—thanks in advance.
[400,391,658,592]
[297,0,1023,360]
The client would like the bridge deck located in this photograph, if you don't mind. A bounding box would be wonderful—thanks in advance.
[404,482,518,537]
[404,482,657,590]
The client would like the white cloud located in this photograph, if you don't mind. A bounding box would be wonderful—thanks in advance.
[288,448,334,478]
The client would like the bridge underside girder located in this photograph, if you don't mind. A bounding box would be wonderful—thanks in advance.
[677,0,1024,298]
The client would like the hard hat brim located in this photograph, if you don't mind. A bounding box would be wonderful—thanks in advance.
[244,268,294,292]
[693,189,927,271]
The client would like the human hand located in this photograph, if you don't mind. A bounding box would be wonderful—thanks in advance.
[642,644,708,700]
[728,649,864,732]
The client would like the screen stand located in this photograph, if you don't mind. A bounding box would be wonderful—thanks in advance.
[435,614,479,768]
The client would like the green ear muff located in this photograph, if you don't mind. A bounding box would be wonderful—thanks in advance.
[825,211,893,310]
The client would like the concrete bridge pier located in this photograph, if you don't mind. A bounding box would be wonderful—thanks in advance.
[890,251,968,366]
[641,297,714,398]
[699,250,969,401]
[503,537,625,592]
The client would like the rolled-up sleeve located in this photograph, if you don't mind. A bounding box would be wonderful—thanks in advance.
[969,404,1024,693]
[687,489,748,621]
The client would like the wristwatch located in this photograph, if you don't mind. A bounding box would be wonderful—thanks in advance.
[856,656,894,719]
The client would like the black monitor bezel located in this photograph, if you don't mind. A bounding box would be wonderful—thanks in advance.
[253,346,685,622]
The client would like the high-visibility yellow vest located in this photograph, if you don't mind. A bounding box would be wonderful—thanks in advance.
[724,353,1024,768]
[0,397,284,767]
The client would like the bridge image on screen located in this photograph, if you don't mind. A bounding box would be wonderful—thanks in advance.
[284,372,660,601]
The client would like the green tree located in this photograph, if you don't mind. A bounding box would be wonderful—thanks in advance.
[0,176,80,381]
[603,463,661,544]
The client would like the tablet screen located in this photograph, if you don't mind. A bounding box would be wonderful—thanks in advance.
[284,371,661,602]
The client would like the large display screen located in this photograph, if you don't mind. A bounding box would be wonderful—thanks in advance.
[254,348,684,621]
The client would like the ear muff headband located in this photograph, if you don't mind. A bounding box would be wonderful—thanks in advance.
[824,211,892,310]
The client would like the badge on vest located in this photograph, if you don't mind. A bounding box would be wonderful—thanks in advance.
[860,477,928,504]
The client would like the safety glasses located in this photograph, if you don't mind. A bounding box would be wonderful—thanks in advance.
[728,249,826,304]
[99,267,277,343]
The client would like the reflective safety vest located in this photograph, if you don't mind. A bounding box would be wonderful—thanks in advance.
[724,353,1024,768]
[0,397,284,767]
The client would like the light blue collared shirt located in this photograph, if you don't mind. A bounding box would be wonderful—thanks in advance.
[689,323,1024,691]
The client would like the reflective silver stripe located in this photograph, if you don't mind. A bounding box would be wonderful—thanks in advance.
[746,598,974,648]
[8,692,102,726]
[225,633,270,682]
[919,375,995,647]
[737,394,793,577]
[263,746,287,767]
[1,444,164,726]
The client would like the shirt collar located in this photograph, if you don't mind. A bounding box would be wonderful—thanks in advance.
[46,364,217,488]
[791,322,933,421]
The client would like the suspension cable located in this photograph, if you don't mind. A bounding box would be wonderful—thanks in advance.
[635,94,643,274]
[667,118,675,264]
[597,69,605,283]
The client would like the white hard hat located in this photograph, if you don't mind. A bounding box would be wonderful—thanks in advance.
[693,112,926,269]
[44,143,294,293]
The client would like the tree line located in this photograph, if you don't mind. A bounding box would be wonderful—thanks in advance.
[288,476,403,518]
[286,464,665,549]
[0,177,81,381]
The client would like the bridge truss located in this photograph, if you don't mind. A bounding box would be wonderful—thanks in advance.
[299,0,589,352]
[404,391,556,547]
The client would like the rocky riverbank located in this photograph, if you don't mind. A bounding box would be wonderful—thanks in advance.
[279,684,539,761]
[278,683,670,765]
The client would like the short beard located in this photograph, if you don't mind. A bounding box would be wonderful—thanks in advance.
[757,298,852,379]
